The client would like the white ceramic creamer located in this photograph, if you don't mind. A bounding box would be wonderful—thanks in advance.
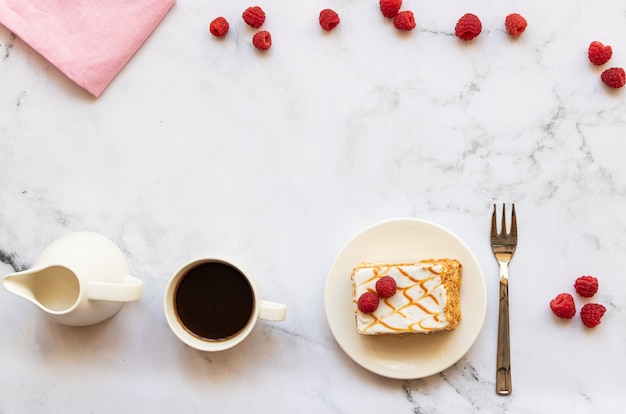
[2,232,143,326]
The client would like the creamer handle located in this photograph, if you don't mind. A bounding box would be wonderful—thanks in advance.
[87,276,143,302]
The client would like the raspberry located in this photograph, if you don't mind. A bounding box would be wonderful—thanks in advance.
[580,303,606,328]
[588,41,612,66]
[393,10,416,31]
[209,17,229,37]
[252,31,272,50]
[549,293,576,319]
[375,276,397,298]
[319,9,340,31]
[601,67,626,88]
[455,13,482,41]
[504,13,527,37]
[574,275,599,298]
[358,291,379,314]
[242,6,266,28]
[380,0,402,18]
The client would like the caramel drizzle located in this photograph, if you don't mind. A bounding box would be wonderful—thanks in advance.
[365,316,440,333]
[358,265,447,333]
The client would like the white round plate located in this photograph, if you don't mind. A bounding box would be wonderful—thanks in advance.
[324,218,487,379]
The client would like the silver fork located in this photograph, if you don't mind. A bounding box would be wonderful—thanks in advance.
[490,203,517,396]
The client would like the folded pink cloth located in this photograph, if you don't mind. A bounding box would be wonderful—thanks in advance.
[0,0,175,97]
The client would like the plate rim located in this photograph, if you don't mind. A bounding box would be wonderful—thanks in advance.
[324,217,487,380]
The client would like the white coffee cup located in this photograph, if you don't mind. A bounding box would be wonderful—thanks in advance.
[164,256,287,351]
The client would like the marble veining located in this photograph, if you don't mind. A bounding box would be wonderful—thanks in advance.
[0,248,22,272]
[1,0,626,412]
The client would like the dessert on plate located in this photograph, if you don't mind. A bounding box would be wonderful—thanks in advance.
[351,259,462,335]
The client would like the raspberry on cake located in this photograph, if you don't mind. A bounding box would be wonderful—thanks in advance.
[357,291,379,314]
[375,275,397,298]
[351,259,462,335]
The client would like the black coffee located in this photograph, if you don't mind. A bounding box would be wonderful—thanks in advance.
[175,262,254,341]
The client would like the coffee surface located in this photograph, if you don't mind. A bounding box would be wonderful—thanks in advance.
[175,262,254,340]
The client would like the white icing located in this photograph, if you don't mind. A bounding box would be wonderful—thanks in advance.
[352,263,449,334]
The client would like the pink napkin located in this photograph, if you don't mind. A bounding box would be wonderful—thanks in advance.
[0,0,175,97]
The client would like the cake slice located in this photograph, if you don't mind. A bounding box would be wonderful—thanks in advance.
[351,259,462,335]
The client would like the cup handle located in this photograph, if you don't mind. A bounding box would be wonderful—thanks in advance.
[258,300,287,321]
[87,276,143,302]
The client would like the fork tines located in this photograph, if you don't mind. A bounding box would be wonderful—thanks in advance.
[491,203,517,240]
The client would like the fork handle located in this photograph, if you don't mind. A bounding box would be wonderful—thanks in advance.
[496,279,512,395]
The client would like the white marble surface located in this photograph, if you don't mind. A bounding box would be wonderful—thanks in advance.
[1,0,626,411]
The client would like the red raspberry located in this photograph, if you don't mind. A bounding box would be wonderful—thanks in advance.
[455,13,482,41]
[505,13,527,37]
[380,0,402,19]
[319,9,340,31]
[357,291,379,314]
[393,10,416,31]
[242,6,266,28]
[209,17,229,37]
[375,276,397,298]
[588,41,612,66]
[574,275,599,298]
[580,303,606,328]
[549,293,576,319]
[601,67,625,88]
[252,30,272,50]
